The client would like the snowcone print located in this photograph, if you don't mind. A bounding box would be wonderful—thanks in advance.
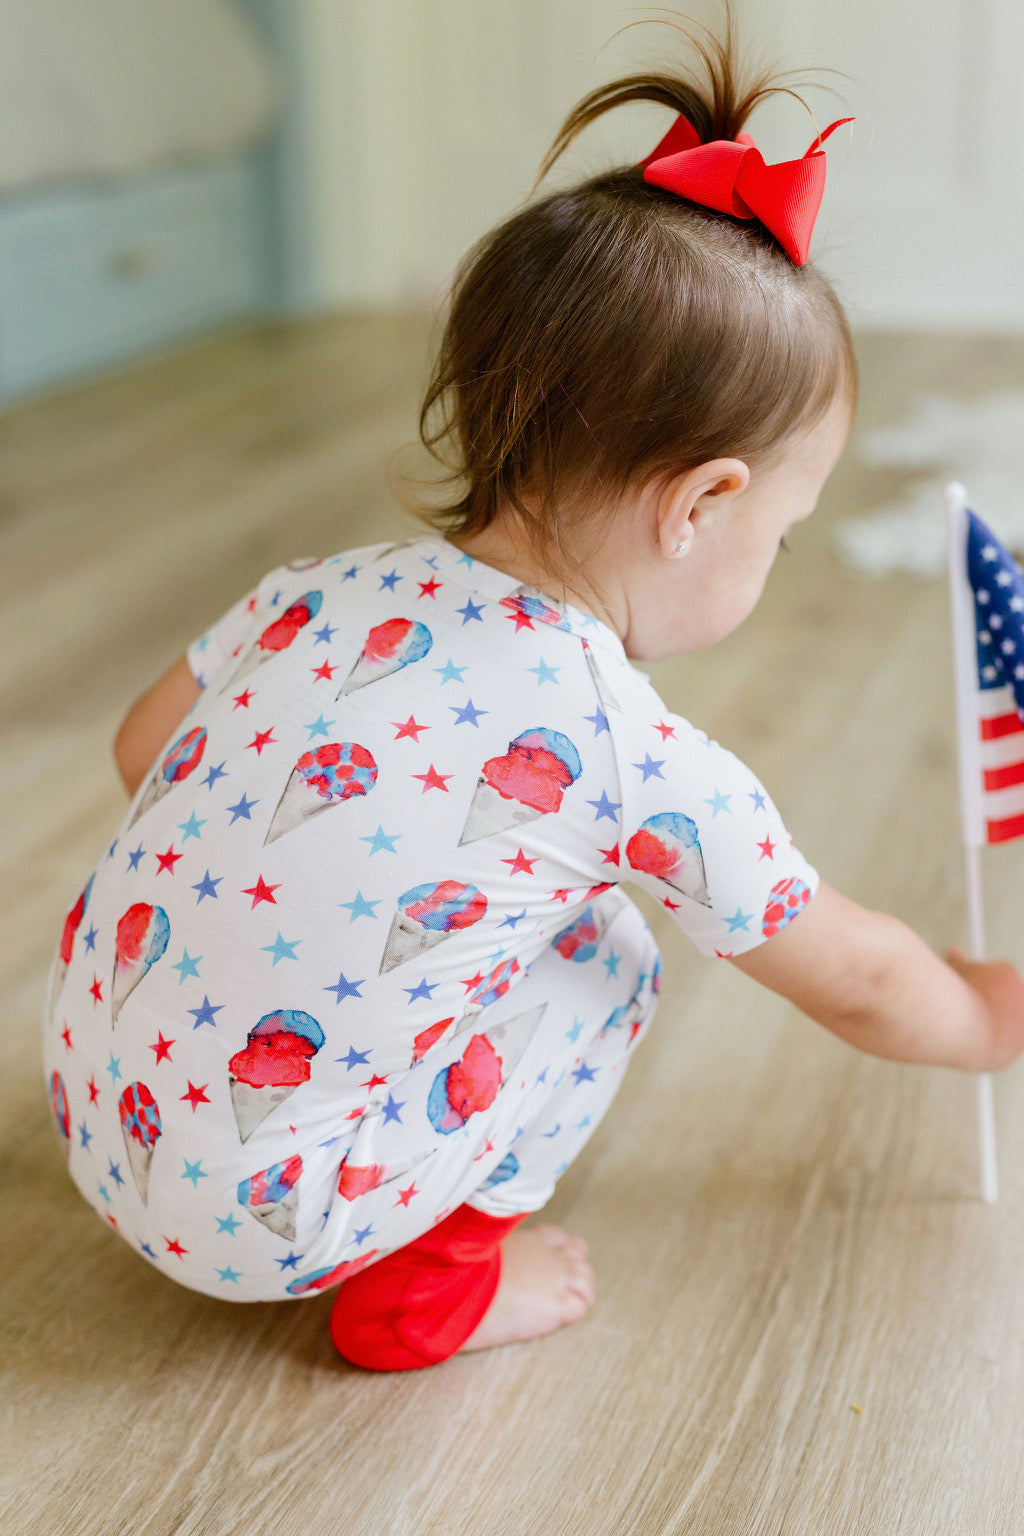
[626,811,710,906]
[459,727,581,845]
[412,1016,457,1064]
[466,956,520,1011]
[336,1151,428,1201]
[500,588,572,633]
[111,903,170,1023]
[130,726,207,826]
[427,1033,501,1135]
[238,1153,303,1241]
[52,873,94,1002]
[763,877,812,937]
[286,1250,378,1296]
[551,904,606,964]
[481,1152,520,1189]
[228,1010,325,1142]
[338,618,432,697]
[427,1006,545,1134]
[118,1082,162,1204]
[582,638,621,713]
[600,998,646,1046]
[221,591,323,690]
[265,741,377,844]
[379,880,487,974]
[49,1071,71,1160]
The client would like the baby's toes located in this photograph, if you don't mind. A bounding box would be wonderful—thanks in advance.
[563,1251,596,1306]
[534,1224,589,1259]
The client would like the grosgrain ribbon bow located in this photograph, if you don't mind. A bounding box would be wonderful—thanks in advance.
[641,113,854,265]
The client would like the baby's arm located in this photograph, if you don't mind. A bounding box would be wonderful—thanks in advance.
[113,655,201,797]
[730,880,1024,1072]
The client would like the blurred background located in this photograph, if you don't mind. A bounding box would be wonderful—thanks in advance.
[1,0,1022,408]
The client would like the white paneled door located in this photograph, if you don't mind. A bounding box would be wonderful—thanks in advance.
[303,0,1024,329]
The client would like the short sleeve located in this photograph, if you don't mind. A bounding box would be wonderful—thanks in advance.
[613,709,819,958]
[186,566,292,689]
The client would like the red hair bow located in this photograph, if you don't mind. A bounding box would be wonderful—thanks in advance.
[641,113,854,265]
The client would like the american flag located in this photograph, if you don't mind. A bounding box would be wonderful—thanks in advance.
[966,508,1024,843]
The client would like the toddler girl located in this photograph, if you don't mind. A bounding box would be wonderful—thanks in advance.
[43,13,1024,1372]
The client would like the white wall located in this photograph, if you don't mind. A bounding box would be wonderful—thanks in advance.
[297,0,1024,330]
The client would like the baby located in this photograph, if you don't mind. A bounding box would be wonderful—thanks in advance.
[43,15,1024,1371]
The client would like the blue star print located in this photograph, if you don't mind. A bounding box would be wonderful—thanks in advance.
[339,891,380,922]
[172,949,202,984]
[704,788,732,817]
[360,825,401,856]
[450,698,488,726]
[262,933,301,966]
[188,996,224,1029]
[325,972,364,1003]
[587,790,621,822]
[226,794,258,824]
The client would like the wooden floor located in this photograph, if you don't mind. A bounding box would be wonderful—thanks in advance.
[4,317,1024,1535]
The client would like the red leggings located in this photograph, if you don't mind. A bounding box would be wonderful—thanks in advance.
[329,1204,526,1371]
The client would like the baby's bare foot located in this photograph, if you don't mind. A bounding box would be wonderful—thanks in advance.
[460,1224,595,1353]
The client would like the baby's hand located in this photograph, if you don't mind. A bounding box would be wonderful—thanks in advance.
[944,947,1024,1070]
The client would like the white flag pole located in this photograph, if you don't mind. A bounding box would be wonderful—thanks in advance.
[945,479,998,1204]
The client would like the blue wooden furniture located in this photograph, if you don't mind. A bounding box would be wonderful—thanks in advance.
[0,0,317,406]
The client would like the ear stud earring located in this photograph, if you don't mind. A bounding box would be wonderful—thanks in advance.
[673,538,692,558]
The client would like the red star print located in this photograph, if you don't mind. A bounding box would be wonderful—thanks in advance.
[392,715,429,742]
[346,1104,367,1120]
[360,1073,389,1091]
[245,595,258,614]
[472,1138,496,1163]
[394,1182,419,1207]
[460,971,485,994]
[106,1213,119,1230]
[411,764,453,793]
[311,659,337,683]
[149,1031,175,1064]
[180,1081,211,1112]
[154,844,183,875]
[586,881,614,899]
[232,687,255,710]
[598,844,621,866]
[246,727,276,755]
[506,610,534,632]
[662,897,682,912]
[502,848,537,875]
[757,835,777,860]
[713,949,735,959]
[653,720,677,741]
[87,1075,100,1106]
[61,1022,73,1051]
[242,874,280,908]
[418,578,442,598]
[89,975,104,1006]
[164,1236,189,1258]
[550,888,572,902]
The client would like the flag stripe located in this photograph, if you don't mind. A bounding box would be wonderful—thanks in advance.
[980,711,1024,740]
[987,810,1024,843]
[983,759,1024,791]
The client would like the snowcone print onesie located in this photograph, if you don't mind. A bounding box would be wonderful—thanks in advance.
[43,535,817,1300]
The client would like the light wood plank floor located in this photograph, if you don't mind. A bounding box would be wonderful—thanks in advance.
[4,317,1024,1535]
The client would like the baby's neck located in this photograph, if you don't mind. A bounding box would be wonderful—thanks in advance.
[446,519,622,637]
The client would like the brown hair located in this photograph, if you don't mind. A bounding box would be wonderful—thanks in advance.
[416,4,858,571]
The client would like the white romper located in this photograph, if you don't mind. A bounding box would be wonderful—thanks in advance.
[42,535,818,1300]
